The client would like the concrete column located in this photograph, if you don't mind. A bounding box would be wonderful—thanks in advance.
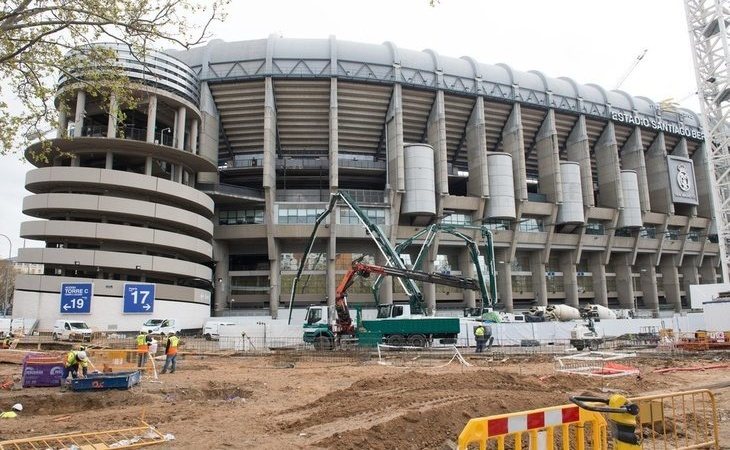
[620,127,651,212]
[326,234,337,311]
[190,118,199,154]
[326,81,339,310]
[589,252,608,307]
[175,106,186,150]
[566,115,594,207]
[213,240,229,314]
[386,84,405,193]
[424,257,437,315]
[57,108,68,138]
[427,90,449,196]
[146,95,157,143]
[459,249,476,309]
[263,77,279,318]
[502,104,528,202]
[268,240,280,319]
[559,251,579,308]
[660,255,682,312]
[145,156,153,175]
[645,132,674,215]
[105,152,113,170]
[107,93,118,138]
[73,90,86,138]
[681,256,699,291]
[329,78,339,190]
[71,155,80,167]
[637,254,659,315]
[496,249,513,312]
[595,122,623,209]
[376,253,393,305]
[692,143,715,219]
[535,110,563,203]
[614,253,635,309]
[174,164,183,183]
[263,78,277,190]
[466,97,489,198]
[530,252,548,306]
[699,256,718,284]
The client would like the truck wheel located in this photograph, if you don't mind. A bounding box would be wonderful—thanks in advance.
[407,334,427,347]
[589,340,600,351]
[52,333,59,341]
[387,335,405,346]
[314,336,333,351]
[204,333,212,341]
[574,343,585,351]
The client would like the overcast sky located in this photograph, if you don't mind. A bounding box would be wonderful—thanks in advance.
[0,0,700,259]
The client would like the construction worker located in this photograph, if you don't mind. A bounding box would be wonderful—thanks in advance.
[0,403,22,419]
[136,331,151,367]
[161,331,180,374]
[474,324,487,353]
[62,350,89,381]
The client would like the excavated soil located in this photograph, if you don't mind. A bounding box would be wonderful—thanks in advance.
[0,353,727,449]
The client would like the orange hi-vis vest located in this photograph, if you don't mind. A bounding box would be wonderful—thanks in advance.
[166,336,180,356]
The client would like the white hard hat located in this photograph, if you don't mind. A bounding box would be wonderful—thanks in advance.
[76,351,87,360]
[11,403,22,412]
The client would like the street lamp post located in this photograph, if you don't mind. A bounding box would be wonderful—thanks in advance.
[0,234,12,316]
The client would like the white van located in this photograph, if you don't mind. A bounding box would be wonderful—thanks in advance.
[202,320,237,341]
[53,320,93,342]
[140,318,180,336]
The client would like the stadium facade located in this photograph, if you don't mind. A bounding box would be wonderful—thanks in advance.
[12,36,722,329]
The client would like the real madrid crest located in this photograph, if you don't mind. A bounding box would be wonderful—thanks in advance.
[676,164,691,192]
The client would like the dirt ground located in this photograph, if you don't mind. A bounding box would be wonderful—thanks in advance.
[0,351,728,449]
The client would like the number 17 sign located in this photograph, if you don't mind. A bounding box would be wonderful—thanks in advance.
[123,283,155,314]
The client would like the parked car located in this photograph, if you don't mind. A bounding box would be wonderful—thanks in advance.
[140,318,180,336]
[53,320,93,342]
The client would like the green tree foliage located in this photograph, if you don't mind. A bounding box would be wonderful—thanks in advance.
[0,0,229,155]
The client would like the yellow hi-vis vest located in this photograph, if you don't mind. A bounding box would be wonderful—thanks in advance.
[136,334,149,352]
[475,326,485,337]
[0,411,18,419]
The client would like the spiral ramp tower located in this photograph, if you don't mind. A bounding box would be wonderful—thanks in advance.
[13,44,217,331]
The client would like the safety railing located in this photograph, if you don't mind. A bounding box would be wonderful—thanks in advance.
[631,389,719,450]
[458,403,607,450]
[458,389,720,450]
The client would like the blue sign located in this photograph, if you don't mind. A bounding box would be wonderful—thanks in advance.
[123,283,155,313]
[60,283,93,314]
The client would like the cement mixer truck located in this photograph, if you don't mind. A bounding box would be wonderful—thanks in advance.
[581,304,617,320]
[524,305,581,322]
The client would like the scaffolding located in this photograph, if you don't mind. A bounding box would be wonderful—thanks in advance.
[685,0,730,279]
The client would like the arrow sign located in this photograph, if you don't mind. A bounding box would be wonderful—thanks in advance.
[123,283,155,314]
[60,283,93,314]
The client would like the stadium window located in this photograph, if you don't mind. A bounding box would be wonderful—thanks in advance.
[585,221,605,235]
[640,225,657,239]
[518,218,544,233]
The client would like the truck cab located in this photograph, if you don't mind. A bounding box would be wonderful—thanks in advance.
[376,304,412,319]
[53,320,93,342]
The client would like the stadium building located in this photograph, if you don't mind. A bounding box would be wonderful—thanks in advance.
[12,36,722,329]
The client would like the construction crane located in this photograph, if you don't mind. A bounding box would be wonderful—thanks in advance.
[684,0,730,280]
[614,49,648,90]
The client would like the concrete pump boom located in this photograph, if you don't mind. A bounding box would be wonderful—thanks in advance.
[287,191,425,325]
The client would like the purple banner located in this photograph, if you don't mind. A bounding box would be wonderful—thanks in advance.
[22,357,64,387]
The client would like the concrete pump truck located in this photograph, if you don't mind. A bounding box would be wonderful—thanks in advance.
[287,191,498,349]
